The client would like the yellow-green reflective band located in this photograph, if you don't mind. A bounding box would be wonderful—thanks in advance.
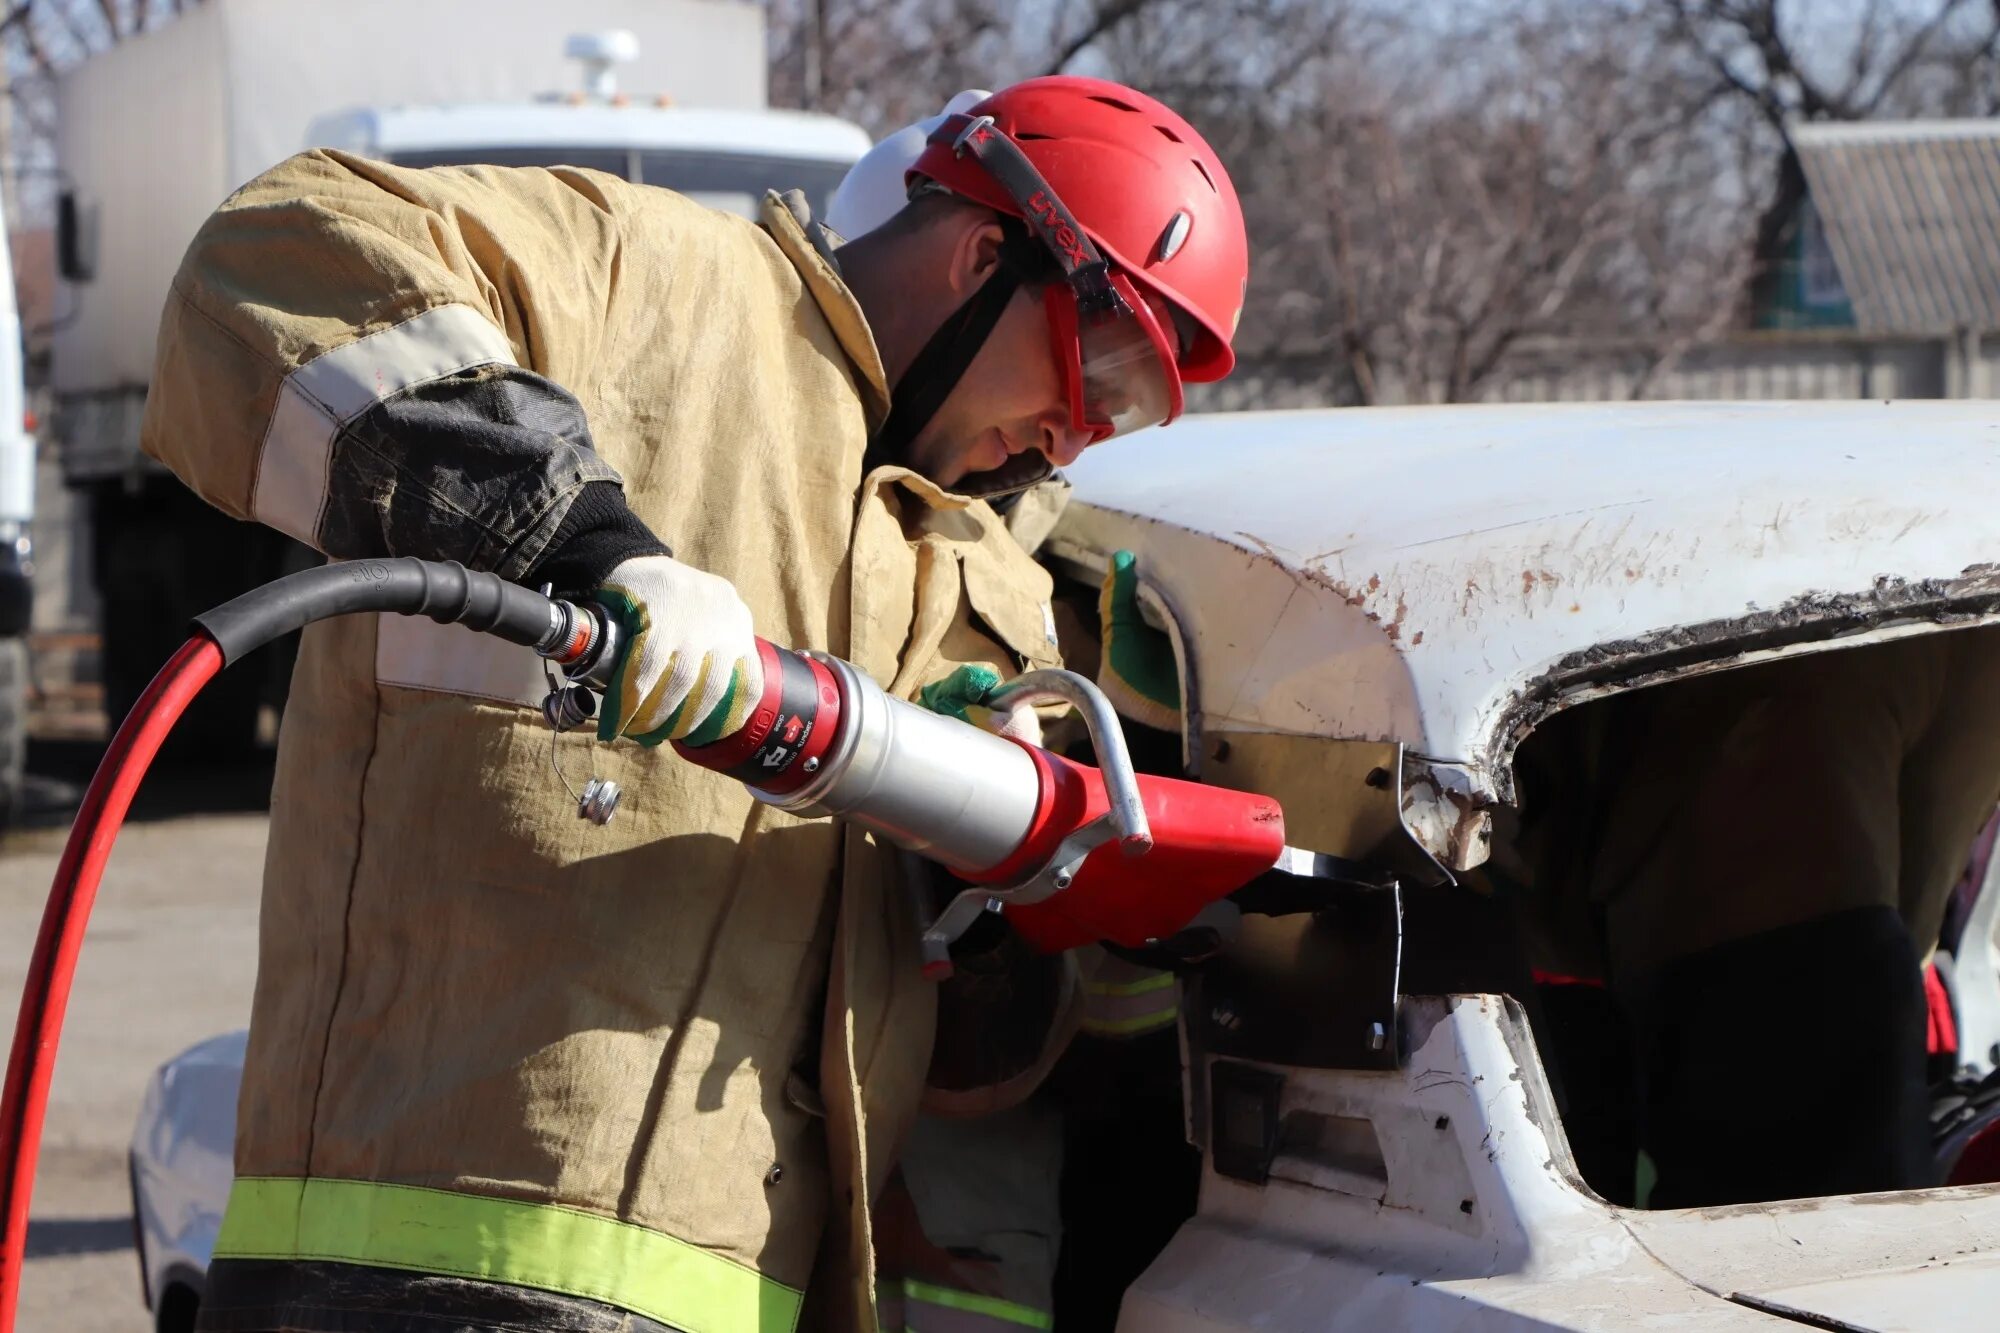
[1082,967,1180,1037]
[1086,970,1176,998]
[1080,1005,1180,1037]
[216,1177,802,1333]
[901,1278,1053,1330]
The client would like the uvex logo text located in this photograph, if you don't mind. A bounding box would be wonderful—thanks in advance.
[1027,192,1089,267]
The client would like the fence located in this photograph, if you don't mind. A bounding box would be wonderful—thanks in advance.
[1194,328,2000,412]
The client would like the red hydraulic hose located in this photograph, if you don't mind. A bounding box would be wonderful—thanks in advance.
[0,634,223,1333]
[0,558,583,1330]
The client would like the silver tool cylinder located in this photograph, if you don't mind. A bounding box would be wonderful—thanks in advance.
[753,655,1042,876]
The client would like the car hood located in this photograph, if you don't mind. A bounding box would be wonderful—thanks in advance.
[1618,1182,2000,1331]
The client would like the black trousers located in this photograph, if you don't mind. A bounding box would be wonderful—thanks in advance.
[194,1260,683,1333]
[1630,904,1936,1208]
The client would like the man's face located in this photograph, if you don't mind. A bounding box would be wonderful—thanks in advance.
[902,285,1095,490]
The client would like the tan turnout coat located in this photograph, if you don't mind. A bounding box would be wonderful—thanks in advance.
[141,149,1062,1333]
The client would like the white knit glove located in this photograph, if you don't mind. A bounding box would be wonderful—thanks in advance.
[594,554,765,746]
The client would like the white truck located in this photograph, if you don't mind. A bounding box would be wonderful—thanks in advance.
[51,0,870,749]
[0,185,36,822]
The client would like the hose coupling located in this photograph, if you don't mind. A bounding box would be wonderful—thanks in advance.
[577,777,621,825]
[542,683,599,733]
[535,599,622,689]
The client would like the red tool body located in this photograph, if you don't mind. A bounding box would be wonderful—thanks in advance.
[968,746,1285,951]
[657,638,1295,959]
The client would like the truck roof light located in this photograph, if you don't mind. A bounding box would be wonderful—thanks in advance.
[565,30,640,102]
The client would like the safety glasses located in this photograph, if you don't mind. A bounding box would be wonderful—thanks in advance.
[1045,270,1184,444]
[928,112,1187,444]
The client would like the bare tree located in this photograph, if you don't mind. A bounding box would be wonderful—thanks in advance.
[1664,0,2000,128]
[2,0,204,222]
[1660,0,2000,326]
[765,0,1033,131]
[760,0,1774,405]
[1174,1,1764,403]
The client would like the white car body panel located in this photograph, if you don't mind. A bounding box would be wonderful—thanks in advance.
[1131,998,2000,1332]
[130,1031,243,1307]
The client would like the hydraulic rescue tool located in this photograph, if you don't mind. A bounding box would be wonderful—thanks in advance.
[536,592,1356,969]
[0,558,1388,1330]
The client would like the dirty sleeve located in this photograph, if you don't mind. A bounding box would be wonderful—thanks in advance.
[140,148,662,586]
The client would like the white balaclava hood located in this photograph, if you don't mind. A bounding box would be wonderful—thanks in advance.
[825,89,992,240]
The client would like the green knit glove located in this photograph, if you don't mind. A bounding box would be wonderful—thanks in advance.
[918,664,1042,742]
[1098,550,1181,733]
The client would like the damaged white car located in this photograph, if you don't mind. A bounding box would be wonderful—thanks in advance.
[135,400,2000,1332]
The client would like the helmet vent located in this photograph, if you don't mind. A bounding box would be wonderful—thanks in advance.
[1015,131,1053,140]
[1090,94,1141,113]
[1192,159,1217,193]
[1155,124,1183,144]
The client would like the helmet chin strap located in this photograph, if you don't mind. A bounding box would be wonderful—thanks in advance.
[868,220,1054,494]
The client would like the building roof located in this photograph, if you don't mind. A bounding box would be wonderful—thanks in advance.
[1791,118,2000,334]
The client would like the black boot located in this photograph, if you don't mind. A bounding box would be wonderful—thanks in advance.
[1628,905,1934,1209]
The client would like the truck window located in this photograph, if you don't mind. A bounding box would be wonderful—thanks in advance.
[388,147,634,177]
[637,151,849,220]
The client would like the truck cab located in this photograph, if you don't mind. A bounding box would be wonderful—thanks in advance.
[305,100,868,220]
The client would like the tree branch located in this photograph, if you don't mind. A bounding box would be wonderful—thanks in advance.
[1047,0,1153,76]
[1858,0,1974,113]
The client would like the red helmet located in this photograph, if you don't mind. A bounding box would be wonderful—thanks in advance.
[909,77,1248,441]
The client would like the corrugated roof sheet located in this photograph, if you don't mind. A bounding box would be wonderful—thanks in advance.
[1792,119,2000,334]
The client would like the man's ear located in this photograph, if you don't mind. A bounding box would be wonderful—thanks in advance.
[948,217,1007,297]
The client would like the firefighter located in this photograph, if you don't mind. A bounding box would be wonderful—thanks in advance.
[1591,631,2000,1206]
[1513,628,2000,1208]
[140,78,1247,1333]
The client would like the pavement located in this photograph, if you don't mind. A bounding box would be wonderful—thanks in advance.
[0,740,270,1333]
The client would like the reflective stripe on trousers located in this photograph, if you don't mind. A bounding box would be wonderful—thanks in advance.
[1080,959,1178,1038]
[214,1177,803,1333]
[879,1278,1054,1331]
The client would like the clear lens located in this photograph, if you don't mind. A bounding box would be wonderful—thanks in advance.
[1057,273,1182,442]
[1078,311,1176,438]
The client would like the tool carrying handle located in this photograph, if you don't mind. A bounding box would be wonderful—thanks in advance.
[986,669,1153,854]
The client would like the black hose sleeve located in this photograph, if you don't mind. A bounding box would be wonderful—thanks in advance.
[192,557,556,666]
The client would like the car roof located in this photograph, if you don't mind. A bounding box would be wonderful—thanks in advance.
[1053,399,2000,792]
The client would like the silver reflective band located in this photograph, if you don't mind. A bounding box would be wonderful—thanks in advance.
[374,615,548,708]
[250,304,516,545]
